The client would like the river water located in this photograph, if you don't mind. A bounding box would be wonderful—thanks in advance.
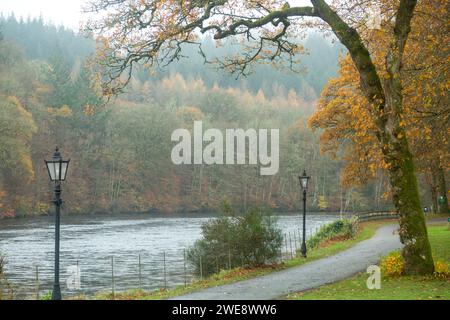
[0,212,338,298]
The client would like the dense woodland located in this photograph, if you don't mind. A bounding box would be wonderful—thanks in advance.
[0,13,445,218]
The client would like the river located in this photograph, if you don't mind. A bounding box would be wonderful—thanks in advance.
[0,212,338,298]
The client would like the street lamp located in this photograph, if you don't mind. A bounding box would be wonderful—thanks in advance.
[45,147,70,300]
[299,170,310,258]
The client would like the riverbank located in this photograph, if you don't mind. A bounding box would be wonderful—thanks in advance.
[91,219,394,300]
[286,224,449,300]
[0,207,358,221]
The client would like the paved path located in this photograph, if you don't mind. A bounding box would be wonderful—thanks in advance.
[171,224,402,300]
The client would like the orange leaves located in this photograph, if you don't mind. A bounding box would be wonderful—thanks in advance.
[176,106,205,124]
[310,0,450,188]
[309,53,383,187]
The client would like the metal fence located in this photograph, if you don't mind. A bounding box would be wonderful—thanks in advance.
[2,212,400,300]
[2,226,325,300]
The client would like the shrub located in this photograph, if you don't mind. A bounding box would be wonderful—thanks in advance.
[307,218,359,249]
[380,252,405,277]
[187,204,283,277]
[41,291,53,300]
[434,261,449,279]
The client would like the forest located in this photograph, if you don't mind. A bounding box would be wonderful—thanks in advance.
[0,8,447,219]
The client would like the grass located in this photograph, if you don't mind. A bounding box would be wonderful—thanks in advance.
[92,219,394,300]
[286,224,450,300]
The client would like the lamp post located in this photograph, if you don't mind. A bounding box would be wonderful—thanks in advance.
[45,147,70,300]
[299,170,310,258]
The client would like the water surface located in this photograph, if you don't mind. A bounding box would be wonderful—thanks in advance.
[0,212,337,298]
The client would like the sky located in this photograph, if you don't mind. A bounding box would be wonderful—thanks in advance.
[0,0,313,31]
[0,0,87,30]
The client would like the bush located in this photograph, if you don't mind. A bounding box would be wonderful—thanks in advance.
[380,252,405,277]
[40,291,53,300]
[434,261,449,279]
[307,218,359,249]
[187,204,283,277]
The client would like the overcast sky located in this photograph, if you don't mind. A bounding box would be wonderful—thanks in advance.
[0,0,313,31]
[1,0,87,30]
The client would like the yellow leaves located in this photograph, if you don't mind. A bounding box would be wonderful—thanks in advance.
[381,252,405,277]
[368,163,377,175]
[434,261,450,279]
[5,96,37,135]
[47,105,73,118]
[0,96,37,184]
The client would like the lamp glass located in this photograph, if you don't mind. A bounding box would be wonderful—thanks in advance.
[46,161,57,181]
[60,161,69,181]
[46,160,70,182]
[299,171,310,190]
[300,177,308,189]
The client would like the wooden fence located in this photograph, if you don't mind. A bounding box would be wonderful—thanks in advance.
[354,211,399,222]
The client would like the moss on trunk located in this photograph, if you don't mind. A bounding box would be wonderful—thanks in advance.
[379,120,435,274]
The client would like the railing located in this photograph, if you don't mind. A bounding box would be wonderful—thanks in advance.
[354,211,398,222]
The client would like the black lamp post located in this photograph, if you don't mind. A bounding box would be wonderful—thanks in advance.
[45,147,70,300]
[299,170,310,258]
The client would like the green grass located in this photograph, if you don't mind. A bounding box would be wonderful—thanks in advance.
[287,225,450,300]
[94,267,278,300]
[92,220,393,300]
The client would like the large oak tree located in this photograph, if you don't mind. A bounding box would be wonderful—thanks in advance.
[310,0,449,216]
[85,0,435,274]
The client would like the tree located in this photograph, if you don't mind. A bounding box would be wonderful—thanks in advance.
[85,0,436,274]
[310,0,449,214]
[0,96,37,217]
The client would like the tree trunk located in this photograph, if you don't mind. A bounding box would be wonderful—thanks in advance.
[379,81,434,274]
[437,166,449,214]
[382,133,434,274]
[430,161,439,213]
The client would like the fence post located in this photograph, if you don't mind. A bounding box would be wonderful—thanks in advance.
[183,249,187,287]
[163,251,167,290]
[111,256,115,300]
[77,260,80,291]
[138,254,142,291]
[228,248,232,270]
[289,232,294,259]
[199,255,203,281]
[293,231,298,251]
[35,265,40,300]
[284,233,288,260]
